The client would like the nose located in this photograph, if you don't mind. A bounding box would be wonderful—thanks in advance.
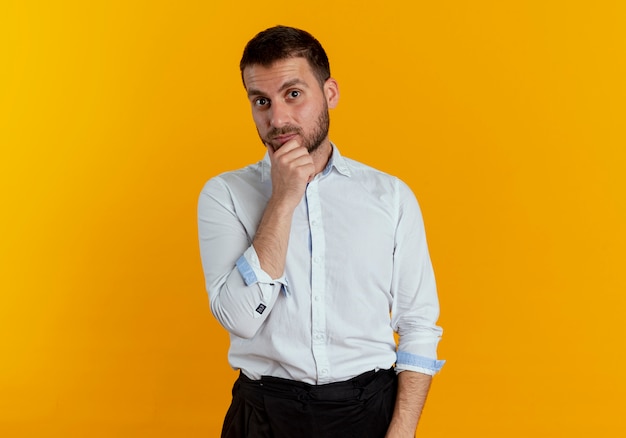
[269,100,290,128]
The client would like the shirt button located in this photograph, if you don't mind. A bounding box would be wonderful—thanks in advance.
[320,369,328,376]
[314,295,320,301]
[314,256,320,263]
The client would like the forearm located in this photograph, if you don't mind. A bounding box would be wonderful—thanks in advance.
[385,371,432,438]
[252,196,296,279]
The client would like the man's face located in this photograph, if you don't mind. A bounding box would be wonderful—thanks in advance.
[242,57,338,153]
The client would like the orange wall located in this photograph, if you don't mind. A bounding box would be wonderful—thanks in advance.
[1,1,625,436]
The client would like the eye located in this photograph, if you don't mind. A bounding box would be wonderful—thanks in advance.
[254,97,270,107]
[287,90,301,99]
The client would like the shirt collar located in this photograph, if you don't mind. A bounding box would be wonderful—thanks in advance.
[260,142,352,182]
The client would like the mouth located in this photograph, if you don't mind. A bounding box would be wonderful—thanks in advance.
[272,133,298,146]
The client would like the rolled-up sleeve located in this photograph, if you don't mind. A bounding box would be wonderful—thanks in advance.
[198,177,286,339]
[391,179,445,375]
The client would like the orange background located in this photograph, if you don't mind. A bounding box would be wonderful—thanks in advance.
[1,1,625,436]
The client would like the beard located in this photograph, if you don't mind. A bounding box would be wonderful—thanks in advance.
[260,103,330,154]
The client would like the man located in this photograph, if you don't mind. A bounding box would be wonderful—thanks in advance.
[198,25,444,437]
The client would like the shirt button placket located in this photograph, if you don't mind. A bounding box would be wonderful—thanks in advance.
[306,181,330,384]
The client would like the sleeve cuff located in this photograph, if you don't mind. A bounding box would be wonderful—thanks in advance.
[396,351,445,375]
[236,247,288,303]
[236,253,261,285]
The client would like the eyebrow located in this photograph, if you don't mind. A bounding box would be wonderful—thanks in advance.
[247,78,308,98]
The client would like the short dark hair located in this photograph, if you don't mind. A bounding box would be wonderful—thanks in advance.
[240,25,331,88]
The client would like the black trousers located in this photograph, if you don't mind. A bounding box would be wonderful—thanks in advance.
[221,368,397,438]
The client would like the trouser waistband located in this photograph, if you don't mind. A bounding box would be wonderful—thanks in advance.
[236,368,396,402]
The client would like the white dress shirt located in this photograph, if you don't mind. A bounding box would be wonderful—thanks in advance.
[198,145,444,384]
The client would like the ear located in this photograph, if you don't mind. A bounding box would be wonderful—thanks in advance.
[324,78,340,109]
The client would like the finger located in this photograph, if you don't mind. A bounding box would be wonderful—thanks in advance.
[274,137,303,155]
[277,144,311,164]
[291,157,316,181]
[288,151,315,166]
[277,152,314,174]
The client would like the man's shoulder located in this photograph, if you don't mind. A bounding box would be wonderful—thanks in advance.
[337,153,417,201]
[340,155,399,183]
[208,159,264,182]
[200,159,265,194]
